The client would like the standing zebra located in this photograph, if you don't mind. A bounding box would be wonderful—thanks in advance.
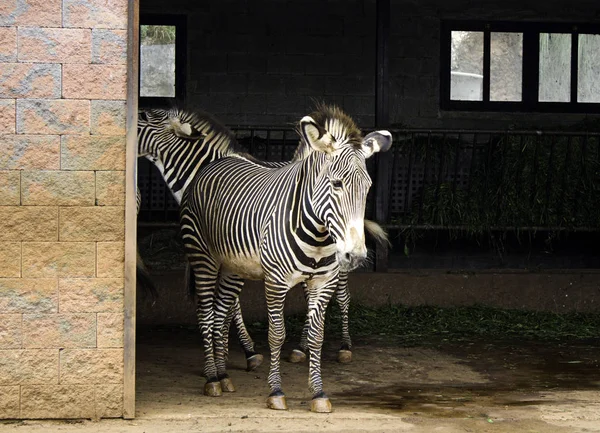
[179,105,392,412]
[137,107,388,367]
[137,107,263,370]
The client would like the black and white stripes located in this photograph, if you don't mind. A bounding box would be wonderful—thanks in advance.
[179,105,392,412]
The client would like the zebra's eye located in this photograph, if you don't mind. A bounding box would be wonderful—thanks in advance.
[332,179,343,189]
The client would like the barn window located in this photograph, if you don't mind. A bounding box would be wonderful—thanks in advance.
[139,14,187,107]
[441,21,600,113]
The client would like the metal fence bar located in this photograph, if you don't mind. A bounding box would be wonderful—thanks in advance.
[138,127,600,233]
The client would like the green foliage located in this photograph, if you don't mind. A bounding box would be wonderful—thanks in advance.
[140,25,176,45]
[277,303,600,344]
[393,133,600,244]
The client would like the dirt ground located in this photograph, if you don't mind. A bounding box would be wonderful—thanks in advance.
[2,328,600,433]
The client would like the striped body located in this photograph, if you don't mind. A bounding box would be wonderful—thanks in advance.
[136,107,387,367]
[179,106,392,409]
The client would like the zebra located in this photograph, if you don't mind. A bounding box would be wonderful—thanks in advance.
[179,105,392,412]
[137,107,389,368]
[137,107,264,370]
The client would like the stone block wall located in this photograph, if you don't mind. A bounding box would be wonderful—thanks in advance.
[0,0,128,419]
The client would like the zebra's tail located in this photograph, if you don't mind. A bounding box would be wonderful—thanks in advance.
[184,260,196,299]
[136,251,159,304]
[364,219,391,247]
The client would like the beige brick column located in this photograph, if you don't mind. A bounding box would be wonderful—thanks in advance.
[0,0,130,419]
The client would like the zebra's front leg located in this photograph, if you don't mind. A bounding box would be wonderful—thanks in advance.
[335,271,352,363]
[289,282,309,364]
[306,278,337,413]
[265,281,290,410]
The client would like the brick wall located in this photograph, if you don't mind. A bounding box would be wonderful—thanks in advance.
[142,0,598,129]
[0,0,128,419]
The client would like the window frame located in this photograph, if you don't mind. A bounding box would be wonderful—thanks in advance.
[440,20,600,113]
[139,14,187,108]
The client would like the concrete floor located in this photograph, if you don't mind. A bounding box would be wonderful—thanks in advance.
[3,328,600,433]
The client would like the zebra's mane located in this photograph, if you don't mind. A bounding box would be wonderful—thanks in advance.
[293,104,363,161]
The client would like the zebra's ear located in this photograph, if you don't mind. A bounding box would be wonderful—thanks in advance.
[300,116,336,153]
[361,130,393,158]
[168,118,203,139]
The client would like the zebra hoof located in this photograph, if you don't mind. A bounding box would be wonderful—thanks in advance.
[289,349,307,363]
[266,395,288,410]
[337,349,352,363]
[204,381,222,397]
[246,354,264,371]
[311,397,333,413]
[220,377,236,392]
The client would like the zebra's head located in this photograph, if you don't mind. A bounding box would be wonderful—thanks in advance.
[137,108,202,158]
[299,106,392,271]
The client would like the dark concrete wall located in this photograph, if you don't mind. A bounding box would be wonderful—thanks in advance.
[140,0,600,129]
[137,270,600,326]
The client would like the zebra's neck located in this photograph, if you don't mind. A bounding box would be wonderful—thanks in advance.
[148,136,234,204]
[138,108,239,204]
[286,153,335,257]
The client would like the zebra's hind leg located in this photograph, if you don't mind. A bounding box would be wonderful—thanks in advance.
[213,273,245,393]
[190,259,222,396]
[288,283,309,364]
[231,297,264,371]
[181,230,222,396]
[335,272,353,363]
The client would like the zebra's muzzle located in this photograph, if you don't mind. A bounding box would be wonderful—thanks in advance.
[338,252,366,272]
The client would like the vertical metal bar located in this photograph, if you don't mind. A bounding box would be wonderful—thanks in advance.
[522,30,539,109]
[495,132,508,222]
[163,169,169,222]
[124,0,140,419]
[573,134,588,218]
[147,158,153,220]
[483,28,491,103]
[402,133,414,224]
[466,132,478,197]
[478,133,493,223]
[545,135,556,224]
[451,132,461,197]
[529,134,541,223]
[514,135,525,203]
[417,132,431,224]
[571,31,578,104]
[374,0,390,272]
[432,133,447,224]
[557,136,572,224]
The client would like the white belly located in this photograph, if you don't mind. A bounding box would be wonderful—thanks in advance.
[221,255,264,280]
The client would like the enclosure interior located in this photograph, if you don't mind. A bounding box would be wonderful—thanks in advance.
[134,0,600,418]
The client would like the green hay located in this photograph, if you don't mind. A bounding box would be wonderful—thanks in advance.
[392,133,600,243]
